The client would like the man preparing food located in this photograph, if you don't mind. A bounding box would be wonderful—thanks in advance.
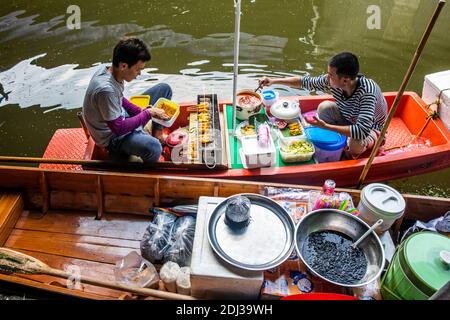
[82,37,172,163]
[259,52,387,159]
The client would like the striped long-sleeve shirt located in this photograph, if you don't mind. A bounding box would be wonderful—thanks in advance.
[302,74,387,140]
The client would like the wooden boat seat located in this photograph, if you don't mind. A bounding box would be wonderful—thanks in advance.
[0,193,23,246]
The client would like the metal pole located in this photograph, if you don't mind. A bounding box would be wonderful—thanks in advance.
[232,0,241,136]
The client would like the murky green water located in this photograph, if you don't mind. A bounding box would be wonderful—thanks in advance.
[0,0,449,196]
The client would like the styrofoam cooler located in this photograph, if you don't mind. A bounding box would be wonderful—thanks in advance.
[422,70,450,131]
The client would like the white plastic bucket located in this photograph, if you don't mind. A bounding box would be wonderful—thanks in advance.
[357,183,405,233]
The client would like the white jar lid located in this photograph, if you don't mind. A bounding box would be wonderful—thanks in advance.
[361,183,406,217]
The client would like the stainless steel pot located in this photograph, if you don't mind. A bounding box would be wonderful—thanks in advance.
[294,209,385,288]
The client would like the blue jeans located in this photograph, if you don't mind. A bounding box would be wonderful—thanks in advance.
[108,83,172,163]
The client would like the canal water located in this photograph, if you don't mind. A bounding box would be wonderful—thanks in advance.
[0,0,449,196]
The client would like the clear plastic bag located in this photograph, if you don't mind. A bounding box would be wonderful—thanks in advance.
[163,215,196,267]
[224,195,252,228]
[263,187,310,223]
[309,190,358,215]
[263,187,310,201]
[114,251,159,288]
[140,210,177,263]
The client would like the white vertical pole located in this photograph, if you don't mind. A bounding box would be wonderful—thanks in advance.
[232,0,241,136]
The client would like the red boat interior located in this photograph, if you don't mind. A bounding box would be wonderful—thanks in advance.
[40,92,450,173]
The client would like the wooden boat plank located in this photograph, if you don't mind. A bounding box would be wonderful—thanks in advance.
[9,249,130,299]
[101,175,157,196]
[5,233,137,265]
[0,164,448,300]
[8,229,141,249]
[14,210,149,241]
[0,193,24,246]
[46,171,97,193]
[0,168,40,190]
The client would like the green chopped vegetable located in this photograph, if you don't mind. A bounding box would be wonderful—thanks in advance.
[281,140,314,154]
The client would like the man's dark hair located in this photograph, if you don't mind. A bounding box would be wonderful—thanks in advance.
[329,52,359,79]
[112,38,151,68]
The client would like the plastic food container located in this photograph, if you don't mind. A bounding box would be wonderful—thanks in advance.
[279,138,315,163]
[152,98,180,127]
[277,119,306,144]
[239,135,276,169]
[129,95,151,108]
[305,127,347,163]
[262,90,279,115]
[357,183,405,233]
[270,100,301,122]
[381,232,450,300]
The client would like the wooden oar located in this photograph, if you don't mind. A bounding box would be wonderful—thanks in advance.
[356,0,446,189]
[0,248,196,300]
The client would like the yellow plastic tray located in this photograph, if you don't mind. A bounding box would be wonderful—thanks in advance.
[129,95,151,109]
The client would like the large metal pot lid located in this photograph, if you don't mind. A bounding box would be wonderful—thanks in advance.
[207,194,295,271]
[270,99,300,120]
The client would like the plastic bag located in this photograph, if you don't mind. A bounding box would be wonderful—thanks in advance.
[263,187,310,201]
[140,210,177,263]
[224,195,252,228]
[163,215,196,267]
[400,211,450,243]
[159,261,181,293]
[176,266,192,295]
[263,187,309,223]
[114,251,159,288]
[309,190,358,215]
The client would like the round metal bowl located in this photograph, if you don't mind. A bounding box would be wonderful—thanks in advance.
[294,209,385,288]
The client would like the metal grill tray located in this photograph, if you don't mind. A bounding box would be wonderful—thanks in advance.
[207,193,295,271]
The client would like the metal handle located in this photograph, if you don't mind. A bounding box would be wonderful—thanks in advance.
[352,219,384,249]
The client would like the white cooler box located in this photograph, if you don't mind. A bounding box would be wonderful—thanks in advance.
[190,196,263,300]
[422,70,450,131]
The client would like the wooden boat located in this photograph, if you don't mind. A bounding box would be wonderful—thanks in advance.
[38,92,450,187]
[0,165,449,300]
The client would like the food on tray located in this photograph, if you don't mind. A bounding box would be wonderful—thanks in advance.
[281,140,314,154]
[188,113,199,161]
[288,122,302,136]
[199,124,210,133]
[280,140,315,163]
[275,119,287,130]
[197,102,209,113]
[157,101,178,118]
[198,113,210,122]
[240,124,256,136]
[199,134,212,144]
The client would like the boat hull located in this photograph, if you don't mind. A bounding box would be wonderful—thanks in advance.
[40,92,450,187]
